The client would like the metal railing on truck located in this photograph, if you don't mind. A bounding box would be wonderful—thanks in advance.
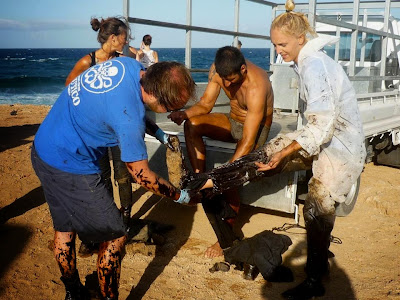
[269,0,400,89]
[123,0,400,95]
[122,0,273,75]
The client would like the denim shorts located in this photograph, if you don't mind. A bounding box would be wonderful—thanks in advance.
[31,145,126,244]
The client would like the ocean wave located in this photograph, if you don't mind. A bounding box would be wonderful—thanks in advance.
[4,57,26,61]
[3,57,60,62]
[0,92,58,105]
[29,58,60,62]
[0,76,65,89]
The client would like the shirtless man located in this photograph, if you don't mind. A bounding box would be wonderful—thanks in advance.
[168,46,274,257]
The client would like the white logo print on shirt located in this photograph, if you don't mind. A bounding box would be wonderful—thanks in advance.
[69,60,125,106]
[82,60,125,94]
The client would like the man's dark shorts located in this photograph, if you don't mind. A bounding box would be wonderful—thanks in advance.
[31,145,126,244]
[225,113,270,148]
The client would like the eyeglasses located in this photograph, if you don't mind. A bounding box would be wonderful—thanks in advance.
[161,99,180,113]
[164,103,177,113]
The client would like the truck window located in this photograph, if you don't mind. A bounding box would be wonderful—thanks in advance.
[322,32,381,62]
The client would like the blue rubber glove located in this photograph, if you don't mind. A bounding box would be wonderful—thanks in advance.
[155,128,176,151]
[155,128,169,144]
[174,189,190,204]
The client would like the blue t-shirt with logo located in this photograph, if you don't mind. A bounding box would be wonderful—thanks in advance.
[34,57,147,174]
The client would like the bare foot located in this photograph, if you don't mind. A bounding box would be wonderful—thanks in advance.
[204,242,224,258]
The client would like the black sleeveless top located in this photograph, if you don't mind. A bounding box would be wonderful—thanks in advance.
[88,51,120,67]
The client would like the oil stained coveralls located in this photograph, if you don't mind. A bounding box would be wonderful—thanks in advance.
[285,34,366,281]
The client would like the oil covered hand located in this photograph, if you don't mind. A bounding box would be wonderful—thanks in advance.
[167,111,188,126]
[255,152,283,171]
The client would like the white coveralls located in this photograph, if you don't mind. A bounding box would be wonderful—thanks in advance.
[270,35,367,213]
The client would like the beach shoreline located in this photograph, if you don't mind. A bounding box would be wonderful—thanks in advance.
[0,103,399,299]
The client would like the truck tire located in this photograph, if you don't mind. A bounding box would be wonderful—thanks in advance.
[335,176,361,217]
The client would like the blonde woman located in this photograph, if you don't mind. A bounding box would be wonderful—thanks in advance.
[259,1,366,298]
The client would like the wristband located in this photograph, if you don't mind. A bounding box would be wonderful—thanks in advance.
[174,189,190,204]
[155,128,168,144]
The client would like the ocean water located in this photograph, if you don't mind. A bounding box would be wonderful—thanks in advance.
[0,48,270,106]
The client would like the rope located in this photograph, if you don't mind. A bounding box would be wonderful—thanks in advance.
[272,222,343,244]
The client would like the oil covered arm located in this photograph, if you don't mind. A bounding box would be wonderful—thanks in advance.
[182,147,268,194]
[126,159,196,204]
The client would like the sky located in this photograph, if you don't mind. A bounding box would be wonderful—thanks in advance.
[0,0,284,49]
[0,0,394,49]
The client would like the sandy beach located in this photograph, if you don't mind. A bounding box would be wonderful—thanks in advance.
[0,104,399,300]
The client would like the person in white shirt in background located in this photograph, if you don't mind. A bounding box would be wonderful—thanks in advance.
[136,34,158,69]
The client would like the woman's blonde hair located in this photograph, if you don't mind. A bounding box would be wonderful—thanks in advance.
[271,0,316,38]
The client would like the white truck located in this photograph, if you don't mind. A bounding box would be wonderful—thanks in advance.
[125,0,400,221]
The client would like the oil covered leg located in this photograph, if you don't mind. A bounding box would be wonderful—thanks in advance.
[202,193,239,258]
[97,236,126,299]
[54,231,77,278]
[304,178,336,279]
[282,178,336,300]
[204,189,241,258]
[55,231,90,299]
